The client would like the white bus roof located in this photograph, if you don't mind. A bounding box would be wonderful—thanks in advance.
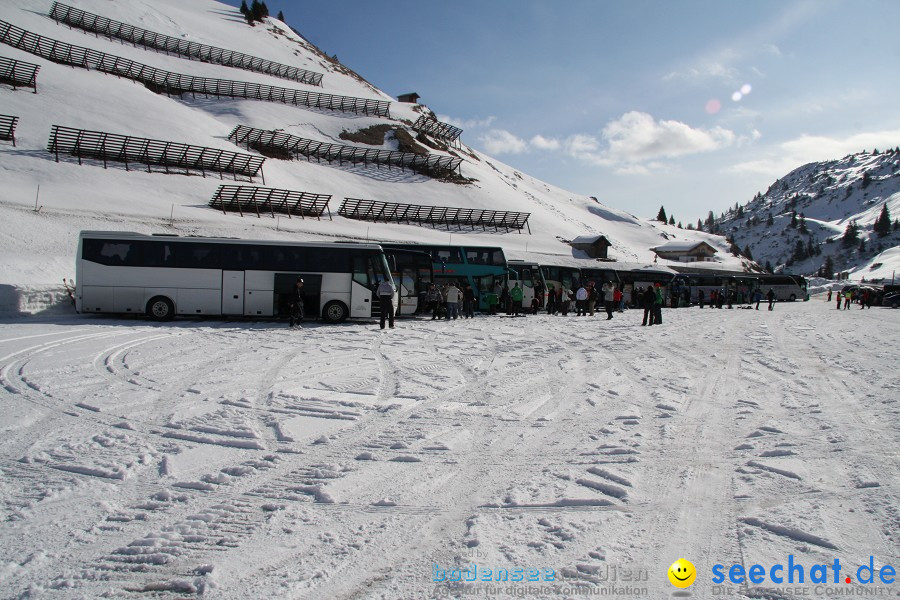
[78,231,384,251]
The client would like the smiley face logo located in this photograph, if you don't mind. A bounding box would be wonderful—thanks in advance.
[668,558,696,588]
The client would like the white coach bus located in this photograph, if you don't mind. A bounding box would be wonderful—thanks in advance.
[75,231,395,322]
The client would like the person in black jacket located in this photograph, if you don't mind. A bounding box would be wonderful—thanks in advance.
[463,284,476,319]
[641,286,656,326]
[289,278,304,328]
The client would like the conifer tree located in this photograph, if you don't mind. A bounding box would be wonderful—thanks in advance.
[861,171,872,189]
[798,213,808,233]
[697,218,703,231]
[668,215,675,226]
[743,245,753,261]
[790,211,798,228]
[842,221,859,246]
[858,238,866,253]
[656,206,668,223]
[277,10,285,21]
[764,260,773,273]
[766,213,774,227]
[820,256,834,279]
[874,203,891,237]
[239,0,249,15]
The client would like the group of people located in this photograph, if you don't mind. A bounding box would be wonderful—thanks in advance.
[421,280,657,324]
[293,276,784,331]
[424,282,478,321]
[828,288,876,309]
[539,281,621,320]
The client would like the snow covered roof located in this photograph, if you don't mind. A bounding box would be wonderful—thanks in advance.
[651,240,717,253]
[572,234,610,245]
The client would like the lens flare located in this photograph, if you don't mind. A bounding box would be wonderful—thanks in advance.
[731,91,743,102]
[741,83,752,95]
[705,99,722,114]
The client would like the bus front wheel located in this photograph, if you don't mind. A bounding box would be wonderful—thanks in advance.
[147,296,175,321]
[789,294,797,302]
[322,300,348,323]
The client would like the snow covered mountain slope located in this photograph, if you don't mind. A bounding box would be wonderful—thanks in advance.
[711,149,900,281]
[0,0,745,295]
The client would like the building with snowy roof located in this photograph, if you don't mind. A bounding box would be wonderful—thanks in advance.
[651,240,718,263]
[570,234,611,259]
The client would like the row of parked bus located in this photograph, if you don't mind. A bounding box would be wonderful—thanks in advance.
[74,231,808,322]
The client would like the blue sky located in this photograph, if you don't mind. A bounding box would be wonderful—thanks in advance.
[226,0,900,224]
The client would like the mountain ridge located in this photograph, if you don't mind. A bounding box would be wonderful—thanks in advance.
[708,149,900,281]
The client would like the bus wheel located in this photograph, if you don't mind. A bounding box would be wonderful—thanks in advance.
[789,294,797,302]
[147,296,175,321]
[322,300,348,323]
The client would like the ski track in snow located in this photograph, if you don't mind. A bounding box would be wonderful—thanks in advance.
[0,301,898,599]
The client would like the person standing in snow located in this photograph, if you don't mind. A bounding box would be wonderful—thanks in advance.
[546,285,556,314]
[641,286,656,326]
[766,288,776,311]
[836,290,842,310]
[753,288,763,310]
[445,282,460,320]
[427,283,443,320]
[289,277,305,328]
[614,286,624,313]
[509,283,524,316]
[653,283,664,324]
[698,288,705,309]
[558,286,569,316]
[827,289,832,302]
[601,281,615,320]
[463,284,476,319]
[575,284,588,316]
[376,279,395,329]
[509,283,525,317]
[587,282,598,316]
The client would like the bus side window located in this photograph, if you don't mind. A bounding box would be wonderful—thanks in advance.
[368,257,379,284]
[142,241,175,267]
[97,242,139,265]
[175,243,221,269]
[352,256,372,287]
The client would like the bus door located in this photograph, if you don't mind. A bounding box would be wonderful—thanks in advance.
[395,267,418,315]
[351,255,385,317]
[222,271,245,315]
[513,267,536,308]
[274,274,322,318]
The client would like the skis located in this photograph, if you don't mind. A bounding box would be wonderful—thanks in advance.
[62,278,75,307]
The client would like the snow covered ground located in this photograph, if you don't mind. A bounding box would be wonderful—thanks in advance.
[1,298,898,599]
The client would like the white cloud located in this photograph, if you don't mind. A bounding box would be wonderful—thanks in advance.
[728,129,900,177]
[529,134,561,151]
[437,114,496,129]
[475,113,737,171]
[601,111,736,162]
[564,134,601,156]
[478,129,528,155]
[663,59,740,84]
[763,43,782,57]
